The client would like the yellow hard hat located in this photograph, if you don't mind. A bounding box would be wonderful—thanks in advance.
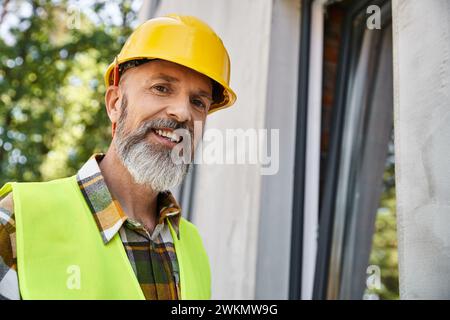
[104,14,237,114]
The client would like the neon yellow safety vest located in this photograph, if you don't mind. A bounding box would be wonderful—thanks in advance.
[0,176,211,300]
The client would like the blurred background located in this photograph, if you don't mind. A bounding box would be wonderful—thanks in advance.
[0,0,141,182]
[2,0,449,300]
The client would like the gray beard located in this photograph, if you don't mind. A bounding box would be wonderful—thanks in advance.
[114,117,190,192]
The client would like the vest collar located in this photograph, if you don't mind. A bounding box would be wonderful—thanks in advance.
[76,154,181,244]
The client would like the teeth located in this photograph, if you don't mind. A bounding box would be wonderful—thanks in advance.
[155,129,179,143]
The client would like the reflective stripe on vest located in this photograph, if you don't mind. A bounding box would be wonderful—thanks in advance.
[0,176,211,300]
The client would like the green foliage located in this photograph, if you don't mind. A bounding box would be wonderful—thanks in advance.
[0,0,138,184]
[367,136,399,300]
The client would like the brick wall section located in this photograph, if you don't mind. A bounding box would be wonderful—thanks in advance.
[319,5,345,203]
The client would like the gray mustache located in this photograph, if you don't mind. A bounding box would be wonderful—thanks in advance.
[133,118,193,143]
[147,118,189,131]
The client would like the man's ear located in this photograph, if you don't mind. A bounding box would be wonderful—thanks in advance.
[105,85,121,123]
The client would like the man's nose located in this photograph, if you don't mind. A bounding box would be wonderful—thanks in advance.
[165,97,192,123]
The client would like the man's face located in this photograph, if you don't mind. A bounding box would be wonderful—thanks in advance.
[117,59,213,145]
[106,59,213,191]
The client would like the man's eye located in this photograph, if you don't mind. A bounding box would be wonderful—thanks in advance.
[152,85,169,93]
[192,99,206,109]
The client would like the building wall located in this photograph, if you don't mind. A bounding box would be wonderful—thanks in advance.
[393,0,450,299]
[256,0,301,299]
[320,4,345,198]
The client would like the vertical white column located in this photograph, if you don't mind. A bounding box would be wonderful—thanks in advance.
[301,0,324,300]
[393,0,450,299]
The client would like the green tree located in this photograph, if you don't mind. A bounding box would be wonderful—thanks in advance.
[367,135,399,300]
[0,0,138,184]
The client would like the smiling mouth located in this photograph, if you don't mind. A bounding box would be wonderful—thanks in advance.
[151,128,183,144]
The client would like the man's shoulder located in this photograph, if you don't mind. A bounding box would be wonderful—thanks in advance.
[0,176,77,215]
[2,173,78,195]
[0,179,56,221]
[0,189,19,300]
[0,191,15,226]
[0,191,16,259]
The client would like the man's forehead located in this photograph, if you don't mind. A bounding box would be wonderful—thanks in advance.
[133,60,212,88]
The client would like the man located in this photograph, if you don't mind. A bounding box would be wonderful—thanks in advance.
[0,14,236,300]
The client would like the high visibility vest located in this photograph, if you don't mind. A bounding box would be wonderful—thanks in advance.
[0,176,211,300]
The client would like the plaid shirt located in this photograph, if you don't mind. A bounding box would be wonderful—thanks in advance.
[0,154,182,300]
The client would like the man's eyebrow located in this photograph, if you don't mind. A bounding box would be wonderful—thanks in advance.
[195,89,213,101]
[150,73,180,82]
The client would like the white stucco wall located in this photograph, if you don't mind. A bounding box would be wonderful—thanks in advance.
[393,0,450,299]
[256,0,300,299]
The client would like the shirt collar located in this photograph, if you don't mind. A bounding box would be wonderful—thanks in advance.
[76,153,181,244]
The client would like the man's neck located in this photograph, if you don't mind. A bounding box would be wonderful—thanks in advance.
[99,144,159,233]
